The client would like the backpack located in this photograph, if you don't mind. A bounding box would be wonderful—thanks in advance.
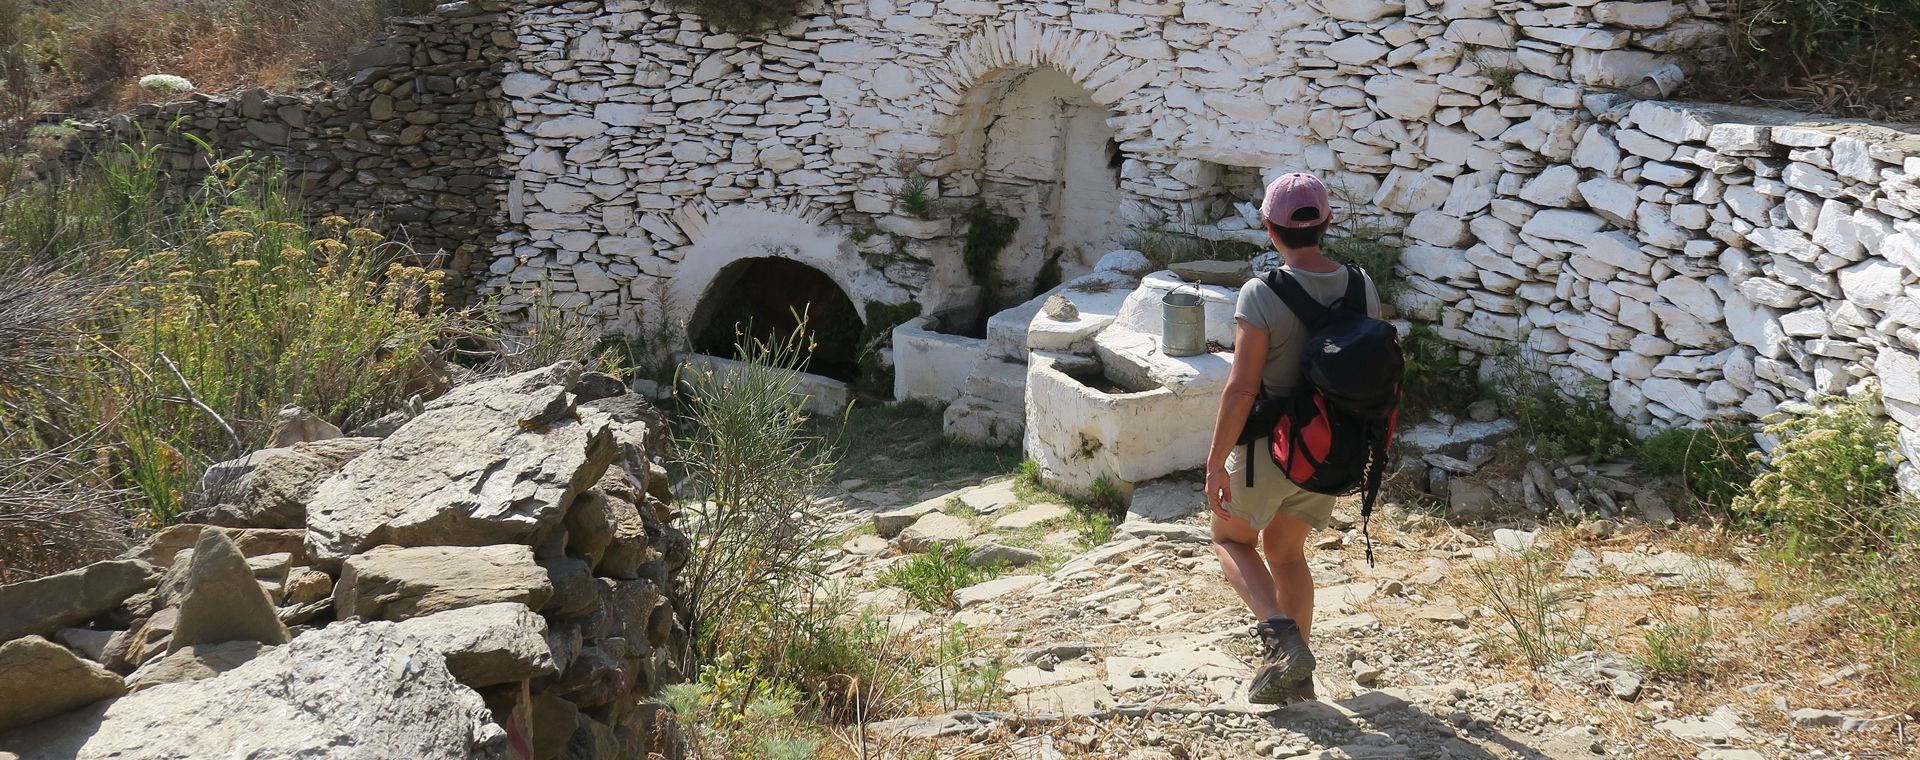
[1240,264,1404,563]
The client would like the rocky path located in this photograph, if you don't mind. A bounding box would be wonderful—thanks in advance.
[815,477,1901,759]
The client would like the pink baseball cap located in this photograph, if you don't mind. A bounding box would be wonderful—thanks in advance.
[1260,172,1332,228]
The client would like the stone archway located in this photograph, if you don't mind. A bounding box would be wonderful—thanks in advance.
[688,257,866,382]
[949,67,1129,312]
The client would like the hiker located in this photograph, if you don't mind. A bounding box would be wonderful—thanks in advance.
[1202,172,1394,705]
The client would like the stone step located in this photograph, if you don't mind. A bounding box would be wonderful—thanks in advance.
[943,396,1023,447]
[958,358,1028,407]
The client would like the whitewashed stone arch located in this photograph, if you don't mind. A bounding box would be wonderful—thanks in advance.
[667,203,910,336]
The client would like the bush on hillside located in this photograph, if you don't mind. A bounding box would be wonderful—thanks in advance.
[662,0,815,34]
[1638,424,1757,515]
[0,138,454,536]
[1735,393,1912,558]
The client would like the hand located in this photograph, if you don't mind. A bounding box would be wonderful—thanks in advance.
[1205,461,1233,520]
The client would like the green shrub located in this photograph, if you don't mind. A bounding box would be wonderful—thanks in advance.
[1735,393,1912,558]
[1,142,449,525]
[659,654,824,760]
[881,540,996,611]
[1638,425,1757,514]
[1398,324,1480,414]
[1637,612,1714,679]
[674,324,840,667]
[661,0,815,33]
[1325,235,1403,299]
[895,173,935,220]
[1491,355,1634,462]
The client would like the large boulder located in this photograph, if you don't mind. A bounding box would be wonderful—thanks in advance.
[0,622,506,759]
[169,529,289,652]
[335,544,554,623]
[394,602,556,688]
[0,636,127,734]
[188,437,379,529]
[304,363,618,568]
[0,560,157,643]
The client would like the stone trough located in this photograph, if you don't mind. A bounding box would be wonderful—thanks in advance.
[1023,272,1238,495]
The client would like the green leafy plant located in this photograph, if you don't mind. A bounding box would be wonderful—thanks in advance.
[1637,424,1757,514]
[674,323,840,670]
[1637,612,1714,679]
[881,540,998,611]
[895,173,936,220]
[659,654,825,760]
[1398,324,1481,415]
[1468,551,1589,668]
[1492,354,1635,462]
[1735,393,1911,558]
[929,622,1006,712]
[1325,234,1404,299]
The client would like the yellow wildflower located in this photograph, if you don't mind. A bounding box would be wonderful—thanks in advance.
[319,216,350,233]
[205,230,256,249]
[346,228,385,247]
[233,259,262,268]
[312,239,348,256]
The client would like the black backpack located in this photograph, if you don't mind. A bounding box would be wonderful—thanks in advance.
[1240,264,1404,563]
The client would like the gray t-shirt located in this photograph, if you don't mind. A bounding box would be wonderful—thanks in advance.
[1234,265,1384,397]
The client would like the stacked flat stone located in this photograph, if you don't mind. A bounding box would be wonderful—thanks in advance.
[0,363,692,759]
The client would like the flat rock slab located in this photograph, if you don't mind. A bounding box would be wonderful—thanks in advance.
[895,512,977,554]
[957,481,1021,513]
[188,437,379,529]
[0,560,156,643]
[394,602,556,688]
[0,637,127,735]
[872,498,946,538]
[1127,480,1205,523]
[125,642,264,692]
[0,621,504,759]
[954,575,1045,608]
[335,544,554,623]
[967,543,1044,568]
[993,502,1073,531]
[305,363,617,568]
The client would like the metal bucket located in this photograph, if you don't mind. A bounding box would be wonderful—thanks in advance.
[1161,287,1206,357]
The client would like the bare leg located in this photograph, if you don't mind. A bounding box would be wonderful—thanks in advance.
[1211,511,1282,620]
[1261,513,1315,643]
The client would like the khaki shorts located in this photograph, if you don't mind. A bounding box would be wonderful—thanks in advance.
[1222,437,1336,531]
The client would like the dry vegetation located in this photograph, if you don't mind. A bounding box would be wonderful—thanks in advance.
[1698,0,1920,122]
[0,0,437,138]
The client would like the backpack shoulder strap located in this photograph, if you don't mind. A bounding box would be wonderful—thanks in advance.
[1338,264,1368,315]
[1260,269,1329,327]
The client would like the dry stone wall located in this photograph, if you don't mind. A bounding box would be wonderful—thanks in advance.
[490,0,1919,490]
[0,363,690,760]
[63,2,518,301]
[485,0,1721,332]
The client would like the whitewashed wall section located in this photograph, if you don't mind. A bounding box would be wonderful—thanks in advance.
[482,0,1920,488]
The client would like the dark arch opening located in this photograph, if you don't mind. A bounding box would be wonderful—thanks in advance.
[690,257,864,382]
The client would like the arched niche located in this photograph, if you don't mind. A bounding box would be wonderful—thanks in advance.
[947,67,1128,312]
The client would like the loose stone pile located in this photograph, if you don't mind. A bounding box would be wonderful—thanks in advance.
[62,1,518,301]
[0,363,688,760]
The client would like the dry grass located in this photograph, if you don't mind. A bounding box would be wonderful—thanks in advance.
[1,0,435,135]
[1694,0,1920,122]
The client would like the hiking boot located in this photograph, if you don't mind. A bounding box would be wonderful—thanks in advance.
[1247,616,1315,705]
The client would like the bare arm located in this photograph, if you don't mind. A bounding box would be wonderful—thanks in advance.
[1205,319,1269,513]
